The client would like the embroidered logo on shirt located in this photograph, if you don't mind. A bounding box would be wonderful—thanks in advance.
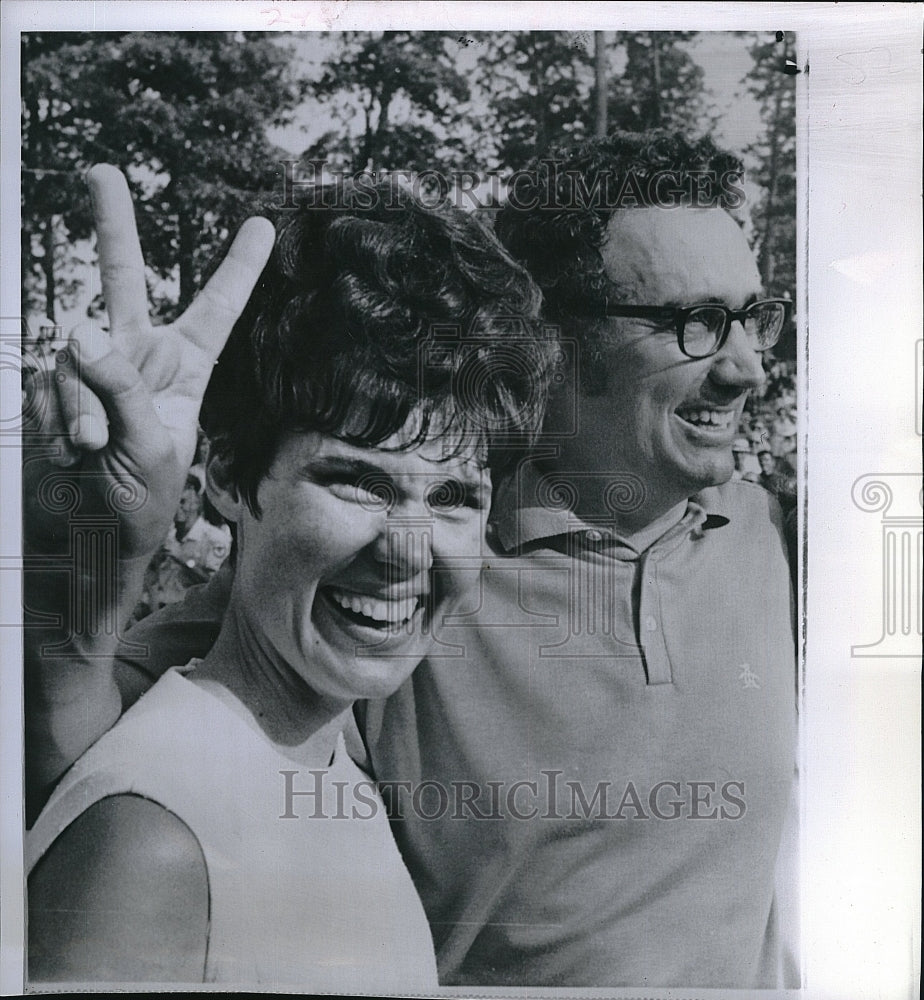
[738,663,761,689]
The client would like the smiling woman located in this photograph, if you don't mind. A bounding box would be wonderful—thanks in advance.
[25,172,556,988]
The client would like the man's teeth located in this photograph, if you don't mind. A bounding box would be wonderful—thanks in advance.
[677,408,734,429]
[328,588,421,625]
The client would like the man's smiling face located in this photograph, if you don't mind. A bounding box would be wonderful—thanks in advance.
[585,206,766,516]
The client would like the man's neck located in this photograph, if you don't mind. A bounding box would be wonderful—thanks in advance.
[619,499,690,552]
[532,451,689,537]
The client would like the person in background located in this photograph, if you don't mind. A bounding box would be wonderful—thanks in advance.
[758,449,796,499]
[732,434,762,482]
[164,473,232,575]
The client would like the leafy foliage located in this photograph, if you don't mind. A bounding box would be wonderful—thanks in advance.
[743,31,797,356]
[306,31,470,171]
[608,32,718,136]
[744,32,797,297]
[22,31,794,334]
[22,32,304,319]
[475,32,594,169]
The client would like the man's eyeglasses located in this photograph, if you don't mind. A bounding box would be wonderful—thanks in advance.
[603,298,793,359]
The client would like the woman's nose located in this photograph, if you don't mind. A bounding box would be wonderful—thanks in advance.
[370,513,434,580]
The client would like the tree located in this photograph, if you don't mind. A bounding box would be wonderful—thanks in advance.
[306,32,470,172]
[21,32,124,321]
[744,32,797,308]
[594,32,609,138]
[608,32,717,136]
[22,32,305,320]
[476,32,594,169]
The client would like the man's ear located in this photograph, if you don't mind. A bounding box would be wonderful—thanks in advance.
[205,449,243,524]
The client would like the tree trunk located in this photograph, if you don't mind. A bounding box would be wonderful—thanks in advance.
[178,211,197,313]
[372,90,393,172]
[760,65,786,290]
[22,224,32,322]
[42,220,56,322]
[530,53,548,155]
[359,104,374,171]
[594,32,608,137]
[650,33,662,126]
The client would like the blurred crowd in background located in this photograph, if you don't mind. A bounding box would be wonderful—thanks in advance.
[736,357,797,497]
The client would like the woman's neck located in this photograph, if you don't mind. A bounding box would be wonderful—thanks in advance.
[190,600,353,768]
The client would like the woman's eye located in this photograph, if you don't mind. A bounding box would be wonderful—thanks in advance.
[425,479,481,513]
[322,475,395,510]
[353,475,398,510]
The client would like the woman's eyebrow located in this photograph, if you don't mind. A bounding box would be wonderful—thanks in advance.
[304,454,487,487]
[302,455,388,478]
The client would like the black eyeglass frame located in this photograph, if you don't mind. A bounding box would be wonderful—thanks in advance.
[602,298,793,359]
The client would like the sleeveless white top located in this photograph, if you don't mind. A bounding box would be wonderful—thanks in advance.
[28,667,437,992]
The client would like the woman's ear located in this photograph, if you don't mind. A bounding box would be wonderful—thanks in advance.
[205,449,243,524]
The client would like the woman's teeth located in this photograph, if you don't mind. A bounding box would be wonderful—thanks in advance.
[328,588,420,625]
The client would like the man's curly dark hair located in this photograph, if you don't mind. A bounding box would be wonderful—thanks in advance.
[493,130,745,392]
[201,180,556,515]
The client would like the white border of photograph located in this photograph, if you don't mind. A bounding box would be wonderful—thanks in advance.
[1,3,920,998]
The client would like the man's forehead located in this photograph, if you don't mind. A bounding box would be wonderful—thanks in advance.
[600,206,762,308]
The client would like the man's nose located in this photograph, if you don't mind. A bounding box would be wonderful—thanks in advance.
[709,320,766,389]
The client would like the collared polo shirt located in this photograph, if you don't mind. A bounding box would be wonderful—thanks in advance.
[360,474,797,988]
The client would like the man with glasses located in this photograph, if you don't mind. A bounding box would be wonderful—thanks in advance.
[361,131,798,988]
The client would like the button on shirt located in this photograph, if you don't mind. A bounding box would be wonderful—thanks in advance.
[361,469,797,988]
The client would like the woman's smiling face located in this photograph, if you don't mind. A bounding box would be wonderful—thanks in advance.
[214,424,490,704]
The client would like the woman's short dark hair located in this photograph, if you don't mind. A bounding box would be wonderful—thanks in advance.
[201,181,557,515]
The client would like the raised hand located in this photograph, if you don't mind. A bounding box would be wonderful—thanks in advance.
[23,165,275,560]
[23,167,274,815]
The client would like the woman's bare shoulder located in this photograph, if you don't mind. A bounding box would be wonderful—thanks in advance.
[29,793,209,984]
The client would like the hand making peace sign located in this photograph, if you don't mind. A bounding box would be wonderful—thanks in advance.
[23,165,275,561]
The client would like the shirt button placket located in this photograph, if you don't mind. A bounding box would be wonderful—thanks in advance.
[638,557,672,685]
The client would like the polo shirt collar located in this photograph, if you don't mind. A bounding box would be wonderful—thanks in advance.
[490,462,730,556]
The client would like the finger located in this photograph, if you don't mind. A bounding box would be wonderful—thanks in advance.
[54,334,111,451]
[174,216,275,361]
[67,324,164,451]
[86,164,150,333]
[21,366,82,467]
